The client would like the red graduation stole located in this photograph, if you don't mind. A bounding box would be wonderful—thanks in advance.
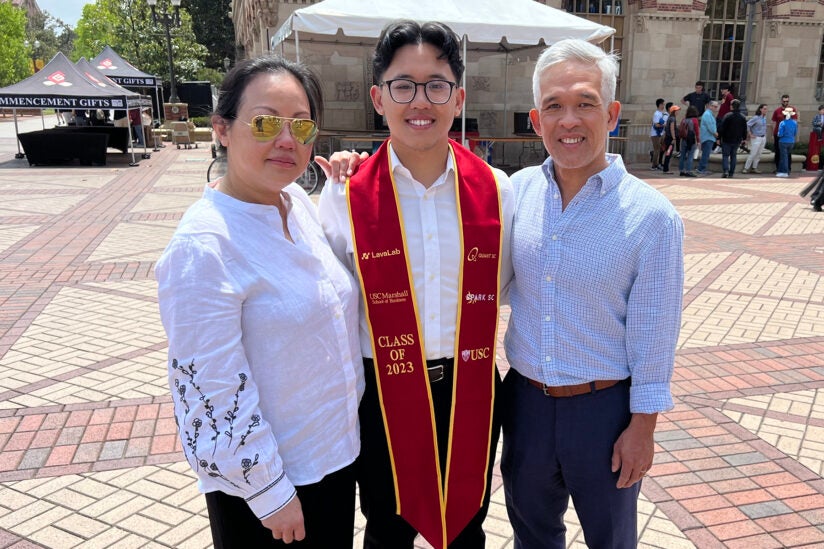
[347,139,502,548]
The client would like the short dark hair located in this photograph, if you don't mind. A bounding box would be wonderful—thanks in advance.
[721,84,731,91]
[731,99,741,110]
[665,101,673,112]
[686,105,699,118]
[214,56,323,127]
[656,98,665,108]
[372,20,464,84]
[695,81,705,88]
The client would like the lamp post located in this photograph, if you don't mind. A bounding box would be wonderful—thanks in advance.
[147,0,182,104]
[738,0,762,115]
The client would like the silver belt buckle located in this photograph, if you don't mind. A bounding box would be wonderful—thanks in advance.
[427,364,445,383]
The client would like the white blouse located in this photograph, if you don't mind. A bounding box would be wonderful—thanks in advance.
[156,184,363,520]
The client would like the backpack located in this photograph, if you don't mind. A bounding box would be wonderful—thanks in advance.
[678,118,694,140]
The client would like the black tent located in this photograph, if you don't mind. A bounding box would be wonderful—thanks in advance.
[0,52,146,164]
[77,57,155,158]
[0,51,144,110]
[91,46,163,118]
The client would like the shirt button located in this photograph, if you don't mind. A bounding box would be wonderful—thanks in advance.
[553,193,560,200]
[545,356,552,362]
[551,235,558,241]
[545,276,552,282]
[544,315,551,322]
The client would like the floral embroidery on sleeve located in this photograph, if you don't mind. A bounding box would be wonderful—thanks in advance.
[171,358,261,486]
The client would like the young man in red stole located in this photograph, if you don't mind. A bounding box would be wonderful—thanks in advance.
[318,20,514,549]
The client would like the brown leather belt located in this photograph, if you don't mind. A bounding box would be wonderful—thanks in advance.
[526,377,622,398]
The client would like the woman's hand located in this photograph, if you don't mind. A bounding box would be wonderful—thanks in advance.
[261,497,305,543]
[315,150,370,183]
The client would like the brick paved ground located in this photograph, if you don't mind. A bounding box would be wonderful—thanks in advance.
[0,115,822,548]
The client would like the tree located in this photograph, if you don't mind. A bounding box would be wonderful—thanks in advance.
[73,0,207,82]
[26,8,76,65]
[0,2,30,86]
[183,0,235,71]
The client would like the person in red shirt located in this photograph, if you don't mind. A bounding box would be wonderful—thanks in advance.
[772,95,798,173]
[713,84,734,153]
[717,84,734,121]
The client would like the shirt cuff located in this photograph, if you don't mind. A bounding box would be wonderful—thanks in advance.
[245,471,297,520]
[629,381,673,414]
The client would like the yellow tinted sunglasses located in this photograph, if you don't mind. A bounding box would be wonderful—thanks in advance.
[244,115,318,145]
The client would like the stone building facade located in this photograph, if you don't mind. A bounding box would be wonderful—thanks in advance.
[1,0,42,19]
[229,0,824,162]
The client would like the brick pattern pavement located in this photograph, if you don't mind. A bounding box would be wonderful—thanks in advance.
[0,129,822,548]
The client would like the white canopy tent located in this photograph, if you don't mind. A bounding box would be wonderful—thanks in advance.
[270,0,615,141]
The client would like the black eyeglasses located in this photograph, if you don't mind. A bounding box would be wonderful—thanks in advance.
[380,79,456,105]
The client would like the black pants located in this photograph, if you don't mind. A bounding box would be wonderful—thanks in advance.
[662,137,674,172]
[358,357,502,549]
[811,172,824,211]
[205,462,357,548]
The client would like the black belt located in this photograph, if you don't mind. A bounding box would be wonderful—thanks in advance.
[426,357,453,383]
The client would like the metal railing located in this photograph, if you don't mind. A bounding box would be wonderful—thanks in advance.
[608,122,653,165]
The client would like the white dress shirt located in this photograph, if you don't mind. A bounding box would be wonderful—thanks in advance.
[318,144,514,359]
[156,184,364,519]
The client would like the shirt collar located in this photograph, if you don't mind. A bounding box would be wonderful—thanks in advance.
[204,183,292,216]
[542,153,625,198]
[388,142,455,188]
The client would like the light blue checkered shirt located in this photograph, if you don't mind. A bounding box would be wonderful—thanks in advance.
[505,154,684,414]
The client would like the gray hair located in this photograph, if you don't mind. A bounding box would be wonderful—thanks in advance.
[532,39,620,109]
[709,100,720,108]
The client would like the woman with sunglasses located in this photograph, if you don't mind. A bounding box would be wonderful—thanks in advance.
[156,56,363,547]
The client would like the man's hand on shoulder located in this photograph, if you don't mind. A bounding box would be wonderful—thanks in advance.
[315,151,370,184]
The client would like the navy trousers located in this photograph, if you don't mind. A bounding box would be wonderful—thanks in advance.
[501,369,640,549]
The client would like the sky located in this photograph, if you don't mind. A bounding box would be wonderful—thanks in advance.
[37,0,91,28]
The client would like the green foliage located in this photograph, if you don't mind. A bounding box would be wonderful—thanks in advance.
[0,3,30,86]
[793,141,808,154]
[26,8,76,64]
[183,0,235,71]
[73,0,207,81]
[195,66,224,86]
[73,0,120,61]
[190,116,212,127]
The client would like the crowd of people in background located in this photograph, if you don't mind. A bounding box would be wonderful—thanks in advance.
[649,83,822,180]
